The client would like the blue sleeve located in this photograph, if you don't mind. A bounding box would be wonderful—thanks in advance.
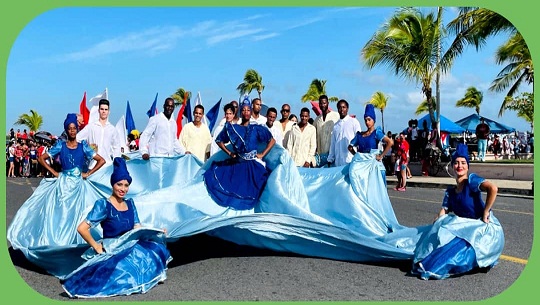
[81,140,97,160]
[85,198,108,227]
[468,173,485,193]
[255,125,272,143]
[47,141,63,158]
[350,132,361,146]
[216,123,231,143]
[127,198,140,225]
[375,127,385,141]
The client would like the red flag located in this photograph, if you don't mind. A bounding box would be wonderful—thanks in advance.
[79,92,89,128]
[176,95,188,138]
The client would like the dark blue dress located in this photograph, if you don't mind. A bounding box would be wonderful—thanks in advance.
[61,198,171,298]
[204,122,273,210]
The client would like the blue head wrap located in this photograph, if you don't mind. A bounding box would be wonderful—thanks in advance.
[63,113,79,132]
[110,157,132,186]
[241,95,251,108]
[451,143,470,165]
[364,104,376,122]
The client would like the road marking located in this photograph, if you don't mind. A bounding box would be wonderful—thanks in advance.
[500,255,528,265]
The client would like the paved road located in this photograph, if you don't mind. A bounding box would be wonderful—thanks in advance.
[3,177,533,302]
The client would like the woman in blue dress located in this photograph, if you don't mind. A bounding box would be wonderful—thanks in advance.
[412,144,504,280]
[8,114,106,256]
[62,157,171,298]
[204,101,276,210]
[348,104,393,161]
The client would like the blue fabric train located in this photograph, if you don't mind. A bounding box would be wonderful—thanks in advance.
[7,143,504,284]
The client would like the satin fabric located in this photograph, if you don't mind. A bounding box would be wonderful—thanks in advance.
[62,228,170,298]
[7,144,504,281]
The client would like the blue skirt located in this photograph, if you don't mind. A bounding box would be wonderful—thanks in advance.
[62,240,170,298]
[204,158,270,210]
[413,237,478,280]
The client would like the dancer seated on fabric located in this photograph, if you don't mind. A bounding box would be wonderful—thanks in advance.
[412,143,504,280]
[62,157,171,298]
[204,101,276,210]
[348,104,393,161]
[38,113,106,178]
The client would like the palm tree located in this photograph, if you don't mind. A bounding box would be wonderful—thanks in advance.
[301,79,338,102]
[447,7,532,116]
[366,91,389,132]
[15,110,43,132]
[490,33,533,116]
[414,98,437,116]
[455,86,483,115]
[361,7,453,137]
[171,88,191,106]
[237,69,264,100]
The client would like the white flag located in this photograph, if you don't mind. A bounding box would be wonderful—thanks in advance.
[194,91,208,125]
[88,88,109,124]
[115,115,129,154]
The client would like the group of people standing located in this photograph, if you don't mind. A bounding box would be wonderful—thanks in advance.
[7,94,504,299]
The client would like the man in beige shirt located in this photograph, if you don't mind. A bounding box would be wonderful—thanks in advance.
[313,95,340,167]
[179,105,212,162]
[285,107,317,167]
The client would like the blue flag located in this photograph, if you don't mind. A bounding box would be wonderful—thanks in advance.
[125,100,136,135]
[206,97,222,132]
[184,95,193,122]
[146,92,158,118]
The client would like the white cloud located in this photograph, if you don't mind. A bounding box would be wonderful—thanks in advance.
[253,32,279,41]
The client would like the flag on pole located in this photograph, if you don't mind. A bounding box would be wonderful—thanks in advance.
[79,91,89,129]
[194,91,208,125]
[183,93,193,123]
[88,88,108,124]
[125,100,136,135]
[115,115,129,153]
[176,94,189,138]
[146,92,159,118]
[206,97,222,132]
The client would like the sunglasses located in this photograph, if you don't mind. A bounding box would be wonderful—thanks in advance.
[281,109,290,112]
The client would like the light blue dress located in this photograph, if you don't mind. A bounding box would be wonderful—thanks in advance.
[61,198,171,298]
[412,173,505,280]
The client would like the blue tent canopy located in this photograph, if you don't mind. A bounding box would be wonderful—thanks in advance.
[417,113,465,134]
[455,113,515,134]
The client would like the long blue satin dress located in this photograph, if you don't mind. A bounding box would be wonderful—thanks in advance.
[349,126,385,153]
[61,198,171,298]
[203,122,273,210]
[7,140,98,252]
[349,126,387,182]
[412,173,505,280]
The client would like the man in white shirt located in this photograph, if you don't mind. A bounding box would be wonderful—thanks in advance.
[249,98,267,125]
[286,107,317,167]
[139,97,186,160]
[327,99,362,167]
[313,95,340,167]
[264,107,284,146]
[179,105,212,162]
[76,99,121,164]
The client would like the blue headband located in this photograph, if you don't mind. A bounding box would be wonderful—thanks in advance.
[63,113,78,132]
[451,143,470,165]
[364,104,376,122]
[110,157,132,186]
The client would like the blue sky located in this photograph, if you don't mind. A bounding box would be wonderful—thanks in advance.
[6,6,533,136]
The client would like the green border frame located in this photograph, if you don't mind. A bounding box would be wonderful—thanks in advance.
[1,0,536,304]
